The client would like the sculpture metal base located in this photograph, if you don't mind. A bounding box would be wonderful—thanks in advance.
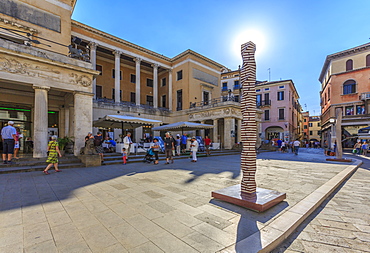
[212,185,286,212]
[326,158,352,162]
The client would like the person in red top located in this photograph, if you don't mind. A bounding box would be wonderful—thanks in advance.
[204,136,212,156]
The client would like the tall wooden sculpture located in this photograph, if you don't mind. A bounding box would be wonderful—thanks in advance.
[212,41,286,212]
[240,41,257,194]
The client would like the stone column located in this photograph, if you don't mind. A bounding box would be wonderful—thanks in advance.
[224,117,235,149]
[152,63,159,108]
[237,119,242,143]
[89,42,98,99]
[168,69,173,111]
[33,86,50,158]
[73,91,93,156]
[213,119,218,142]
[69,106,74,138]
[113,50,121,103]
[134,58,142,105]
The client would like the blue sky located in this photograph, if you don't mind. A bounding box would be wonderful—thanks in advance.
[72,0,370,115]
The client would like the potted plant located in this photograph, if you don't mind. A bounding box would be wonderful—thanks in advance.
[58,136,73,155]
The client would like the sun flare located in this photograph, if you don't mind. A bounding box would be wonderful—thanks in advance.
[232,29,266,57]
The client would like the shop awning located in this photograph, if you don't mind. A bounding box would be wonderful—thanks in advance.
[93,115,162,129]
[152,121,213,134]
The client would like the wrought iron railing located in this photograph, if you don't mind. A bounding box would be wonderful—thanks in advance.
[189,96,240,108]
[94,98,170,112]
[256,100,271,108]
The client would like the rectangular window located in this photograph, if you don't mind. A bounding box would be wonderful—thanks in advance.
[345,106,354,115]
[309,123,313,127]
[203,91,209,105]
[146,78,153,87]
[177,89,182,111]
[304,118,306,122]
[130,74,136,83]
[222,82,228,91]
[279,85,284,89]
[177,70,183,81]
[161,77,166,86]
[278,108,284,120]
[112,69,122,80]
[256,94,262,107]
[162,95,166,108]
[96,85,102,98]
[264,88,270,91]
[146,95,153,106]
[96,65,102,75]
[304,125,307,129]
[356,105,365,115]
[264,93,270,105]
[309,131,313,135]
[234,80,240,89]
[130,92,136,103]
[234,95,239,102]
[277,91,284,101]
[317,122,321,127]
[256,89,261,92]
[264,110,269,121]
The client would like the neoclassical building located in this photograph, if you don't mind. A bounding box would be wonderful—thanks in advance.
[0,0,253,157]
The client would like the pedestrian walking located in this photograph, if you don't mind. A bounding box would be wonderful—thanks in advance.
[94,132,104,163]
[1,121,17,164]
[190,137,199,162]
[175,135,181,156]
[122,148,127,165]
[151,138,160,165]
[204,136,212,156]
[361,141,368,156]
[354,141,362,155]
[277,139,282,152]
[123,132,133,160]
[181,134,187,153]
[293,139,300,155]
[43,135,62,174]
[13,127,23,159]
[164,132,175,164]
[281,141,286,153]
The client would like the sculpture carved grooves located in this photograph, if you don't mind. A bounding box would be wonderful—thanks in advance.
[240,41,257,194]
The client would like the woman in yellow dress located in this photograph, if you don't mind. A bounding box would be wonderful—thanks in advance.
[43,135,62,175]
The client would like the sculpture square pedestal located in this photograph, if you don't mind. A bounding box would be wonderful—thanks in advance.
[326,158,352,162]
[79,154,101,167]
[212,185,286,212]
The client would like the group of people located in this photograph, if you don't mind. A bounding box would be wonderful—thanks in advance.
[353,140,369,156]
[1,121,23,165]
[273,139,301,155]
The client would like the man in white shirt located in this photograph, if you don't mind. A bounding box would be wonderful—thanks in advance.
[190,137,199,162]
[123,132,133,160]
[293,139,301,155]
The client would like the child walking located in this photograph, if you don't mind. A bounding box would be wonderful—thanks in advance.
[122,147,127,165]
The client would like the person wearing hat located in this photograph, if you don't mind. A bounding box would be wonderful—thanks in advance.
[190,137,199,162]
[1,121,17,164]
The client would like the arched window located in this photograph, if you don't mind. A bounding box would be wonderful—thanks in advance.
[366,54,370,67]
[346,59,353,71]
[343,80,356,94]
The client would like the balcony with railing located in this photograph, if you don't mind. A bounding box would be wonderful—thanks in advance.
[256,100,271,108]
[189,96,240,109]
[94,98,170,115]
[361,92,370,100]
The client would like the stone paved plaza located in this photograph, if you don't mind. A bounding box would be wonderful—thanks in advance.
[0,151,365,253]
[274,154,370,253]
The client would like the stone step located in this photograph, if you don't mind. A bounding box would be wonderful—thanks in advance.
[0,162,84,174]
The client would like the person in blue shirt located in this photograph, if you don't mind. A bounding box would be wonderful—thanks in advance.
[1,121,17,164]
[181,134,187,153]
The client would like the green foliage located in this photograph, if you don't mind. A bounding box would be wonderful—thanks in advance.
[58,136,74,150]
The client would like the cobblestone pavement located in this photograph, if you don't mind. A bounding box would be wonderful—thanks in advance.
[0,151,352,253]
[274,154,370,253]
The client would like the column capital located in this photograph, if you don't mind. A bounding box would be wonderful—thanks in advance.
[151,63,160,69]
[168,68,173,73]
[113,50,122,57]
[33,85,50,91]
[134,57,142,64]
[89,42,99,50]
